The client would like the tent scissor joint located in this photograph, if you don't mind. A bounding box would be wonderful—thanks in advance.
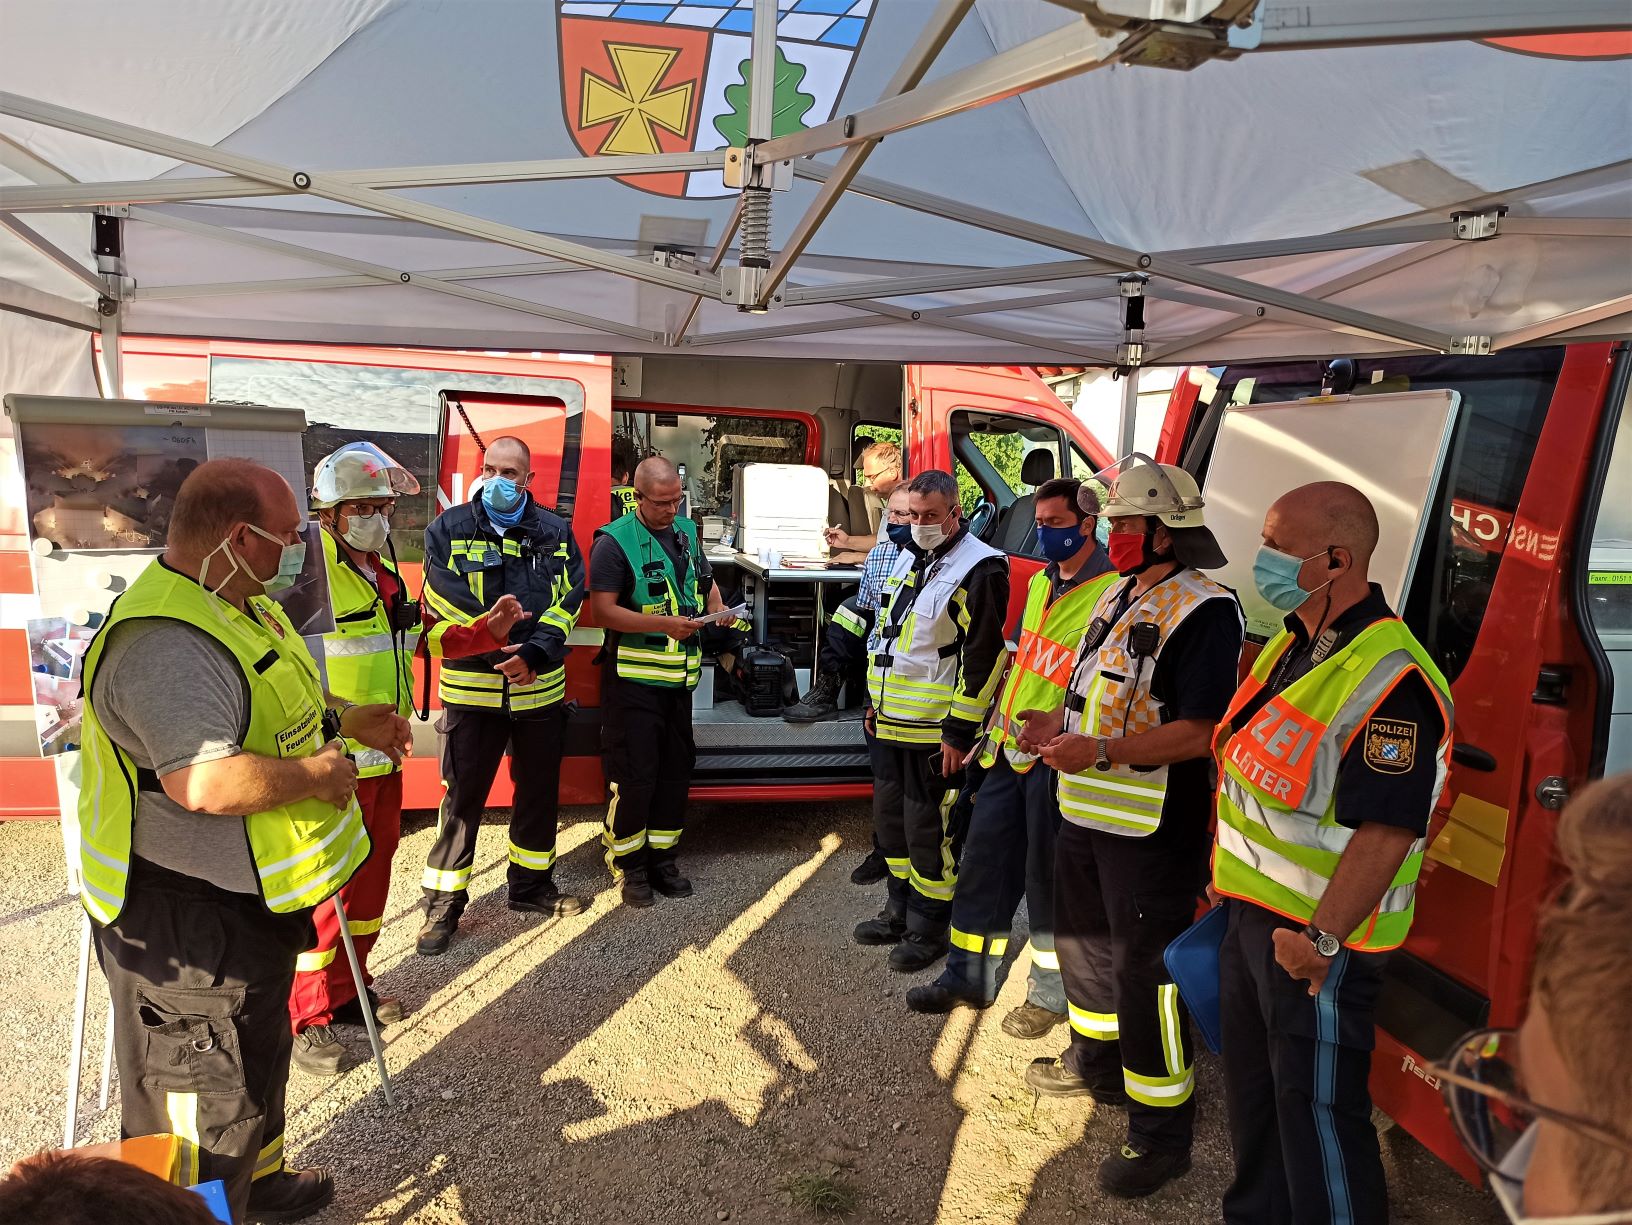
[1452,207,1507,241]
[1448,335,1493,356]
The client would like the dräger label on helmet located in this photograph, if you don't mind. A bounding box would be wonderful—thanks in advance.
[275,707,321,758]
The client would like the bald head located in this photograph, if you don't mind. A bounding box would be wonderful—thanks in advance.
[168,459,292,558]
[633,456,683,530]
[1266,482,1379,568]
[634,456,679,492]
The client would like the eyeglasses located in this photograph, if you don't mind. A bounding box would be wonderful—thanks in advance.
[340,501,395,517]
[639,494,684,512]
[1428,1028,1632,1178]
[885,508,913,523]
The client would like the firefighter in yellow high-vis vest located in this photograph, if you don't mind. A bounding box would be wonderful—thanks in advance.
[1213,482,1451,1225]
[287,443,420,1079]
[77,458,410,1224]
[905,476,1116,1036]
[1016,456,1243,1200]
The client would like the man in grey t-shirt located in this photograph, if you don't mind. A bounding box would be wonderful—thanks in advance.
[83,459,409,1224]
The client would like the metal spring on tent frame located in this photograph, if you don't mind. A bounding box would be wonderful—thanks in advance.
[740,187,772,269]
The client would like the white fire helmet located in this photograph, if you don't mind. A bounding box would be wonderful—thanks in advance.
[310,442,420,509]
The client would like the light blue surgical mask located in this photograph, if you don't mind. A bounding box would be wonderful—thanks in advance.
[482,476,527,527]
[1491,1123,1632,1224]
[1095,516,1111,549]
[1253,544,1331,612]
[207,524,305,596]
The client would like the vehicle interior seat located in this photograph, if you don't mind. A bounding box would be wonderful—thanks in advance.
[995,449,1056,554]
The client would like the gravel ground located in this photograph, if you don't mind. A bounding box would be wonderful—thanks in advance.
[1,802,1502,1224]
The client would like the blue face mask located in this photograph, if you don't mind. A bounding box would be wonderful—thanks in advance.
[1253,544,1331,612]
[886,522,913,548]
[482,476,527,527]
[1036,523,1084,563]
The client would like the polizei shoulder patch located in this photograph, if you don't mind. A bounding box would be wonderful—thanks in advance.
[1363,718,1417,774]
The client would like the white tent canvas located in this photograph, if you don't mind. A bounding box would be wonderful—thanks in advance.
[0,0,1628,370]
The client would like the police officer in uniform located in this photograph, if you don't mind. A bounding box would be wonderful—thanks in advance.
[1214,482,1451,1225]
[854,470,1009,973]
[589,456,733,907]
[906,478,1115,1035]
[1019,457,1243,1198]
[289,443,420,1076]
[417,435,587,955]
[77,459,410,1222]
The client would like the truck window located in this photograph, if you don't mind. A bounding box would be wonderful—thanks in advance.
[1190,349,1565,680]
[853,422,903,477]
[613,407,809,521]
[949,410,1069,556]
[208,356,586,563]
[1584,377,1632,775]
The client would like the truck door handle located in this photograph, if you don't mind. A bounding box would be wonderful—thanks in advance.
[1450,743,1496,772]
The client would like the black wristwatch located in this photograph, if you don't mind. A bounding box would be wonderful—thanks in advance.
[1094,737,1113,771]
[1303,923,1342,958]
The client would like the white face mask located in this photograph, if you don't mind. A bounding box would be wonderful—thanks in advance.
[911,512,953,552]
[1492,1123,1632,1224]
[340,512,389,554]
[205,524,305,596]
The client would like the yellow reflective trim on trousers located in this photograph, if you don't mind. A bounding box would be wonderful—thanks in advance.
[253,1133,284,1181]
[1159,982,1185,1078]
[167,1092,201,1185]
[422,865,471,893]
[605,830,647,855]
[508,840,557,870]
[1030,943,1060,971]
[347,915,382,937]
[1124,1064,1194,1107]
[949,927,984,954]
[909,867,956,902]
[884,856,911,880]
[295,947,337,973]
[647,828,682,849]
[1068,1002,1119,1040]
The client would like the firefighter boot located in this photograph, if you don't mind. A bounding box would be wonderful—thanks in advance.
[246,1167,334,1222]
[291,1024,349,1078]
[888,931,949,973]
[1002,1002,1067,1040]
[850,848,887,885]
[508,879,588,917]
[1096,1142,1192,1199]
[1025,1056,1130,1107]
[905,982,987,1014]
[853,909,907,945]
[622,867,655,909]
[650,860,693,898]
[783,671,841,723]
[416,914,457,957]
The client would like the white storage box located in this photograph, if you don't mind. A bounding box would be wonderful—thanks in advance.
[733,463,829,556]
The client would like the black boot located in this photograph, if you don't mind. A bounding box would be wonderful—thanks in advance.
[246,1167,334,1222]
[508,878,588,917]
[1096,1142,1192,1198]
[853,910,906,945]
[291,1024,348,1078]
[622,867,655,909]
[849,848,887,885]
[783,671,842,723]
[1024,1056,1130,1107]
[331,989,406,1028]
[888,931,949,973]
[905,982,987,1014]
[416,913,457,957]
[650,860,693,898]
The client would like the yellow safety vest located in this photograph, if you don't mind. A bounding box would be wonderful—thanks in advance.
[1056,569,1239,835]
[317,528,414,777]
[612,486,638,518]
[980,567,1119,770]
[1212,618,1453,952]
[76,560,370,924]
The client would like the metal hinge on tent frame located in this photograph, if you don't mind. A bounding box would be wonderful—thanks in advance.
[1452,207,1507,241]
[1448,336,1493,355]
[1117,273,1150,368]
[722,145,792,314]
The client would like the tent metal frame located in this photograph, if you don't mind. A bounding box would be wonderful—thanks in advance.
[0,0,1628,360]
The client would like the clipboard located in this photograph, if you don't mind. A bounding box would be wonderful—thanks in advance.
[1164,902,1228,1055]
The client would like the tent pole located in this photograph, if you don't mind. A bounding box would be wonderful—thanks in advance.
[1117,370,1140,458]
[1491,293,1632,351]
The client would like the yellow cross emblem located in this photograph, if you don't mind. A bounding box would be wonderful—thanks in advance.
[581,44,695,156]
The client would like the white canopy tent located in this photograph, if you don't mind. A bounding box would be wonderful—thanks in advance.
[0,0,1628,394]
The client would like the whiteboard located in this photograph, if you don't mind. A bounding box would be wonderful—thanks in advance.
[1200,389,1460,639]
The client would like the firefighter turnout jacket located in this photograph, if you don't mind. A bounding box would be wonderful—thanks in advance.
[1212,616,1453,951]
[422,496,585,712]
[77,560,370,924]
[979,566,1120,770]
[317,527,415,776]
[867,528,1009,749]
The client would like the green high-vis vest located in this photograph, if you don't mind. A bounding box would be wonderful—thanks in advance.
[598,512,703,690]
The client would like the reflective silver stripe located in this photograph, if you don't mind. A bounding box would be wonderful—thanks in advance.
[323,632,397,657]
[1215,816,1325,905]
[81,840,128,873]
[259,805,365,876]
[354,748,394,770]
[263,822,367,910]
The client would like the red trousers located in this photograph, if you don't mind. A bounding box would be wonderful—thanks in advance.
[288,771,403,1033]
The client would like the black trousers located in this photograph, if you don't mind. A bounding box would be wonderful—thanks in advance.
[423,703,565,920]
[602,668,695,874]
[935,755,1065,1012]
[1054,820,1205,1154]
[872,739,959,937]
[95,857,313,1222]
[1221,899,1390,1225]
[817,595,873,675]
